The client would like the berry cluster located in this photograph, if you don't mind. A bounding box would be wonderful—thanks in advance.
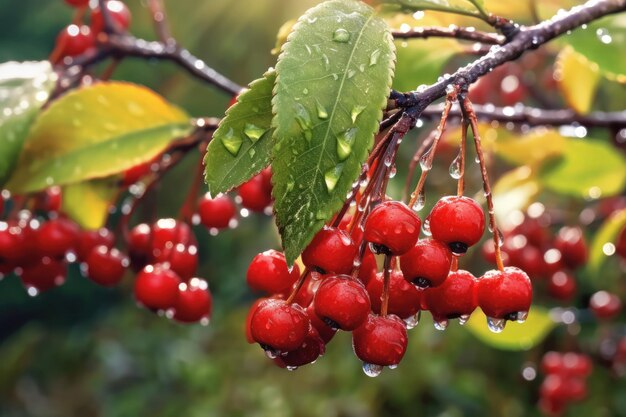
[539,351,592,416]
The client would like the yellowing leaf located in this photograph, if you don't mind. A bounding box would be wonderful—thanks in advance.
[465,307,556,351]
[272,19,297,55]
[492,167,540,227]
[556,46,600,114]
[494,128,567,167]
[587,208,626,276]
[62,179,119,230]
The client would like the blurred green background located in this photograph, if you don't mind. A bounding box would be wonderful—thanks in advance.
[1,1,626,417]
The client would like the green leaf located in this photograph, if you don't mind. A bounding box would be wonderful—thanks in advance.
[494,128,567,167]
[465,307,556,351]
[62,178,119,230]
[564,14,626,81]
[537,138,626,199]
[272,0,395,264]
[387,0,483,15]
[492,167,540,228]
[0,61,57,186]
[204,71,274,195]
[587,208,626,276]
[6,82,191,193]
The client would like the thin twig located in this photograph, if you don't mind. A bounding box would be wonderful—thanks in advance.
[391,25,504,44]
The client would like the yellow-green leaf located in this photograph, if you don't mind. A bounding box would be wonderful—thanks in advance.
[555,46,600,114]
[466,307,556,351]
[6,82,191,193]
[492,166,540,227]
[494,128,567,167]
[587,208,626,276]
[62,179,119,230]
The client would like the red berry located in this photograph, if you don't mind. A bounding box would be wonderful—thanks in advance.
[616,226,626,260]
[84,245,128,287]
[56,25,95,57]
[154,244,198,281]
[128,223,152,268]
[561,352,593,377]
[357,248,377,285]
[245,298,268,343]
[400,239,452,288]
[91,0,131,34]
[198,194,236,230]
[274,326,325,369]
[33,186,62,212]
[429,196,485,254]
[548,271,577,301]
[541,351,564,374]
[305,303,336,343]
[289,272,318,307]
[64,0,89,7]
[0,222,24,265]
[423,269,477,326]
[510,215,550,247]
[238,172,272,212]
[476,267,532,322]
[364,201,421,256]
[19,257,67,294]
[134,264,181,310]
[246,249,300,294]
[150,218,195,258]
[122,159,155,186]
[589,290,622,319]
[302,226,357,275]
[259,167,273,194]
[250,299,310,354]
[37,218,80,259]
[352,314,408,368]
[367,270,421,320]
[553,226,588,270]
[76,227,115,261]
[173,278,212,323]
[313,275,370,331]
[540,374,569,404]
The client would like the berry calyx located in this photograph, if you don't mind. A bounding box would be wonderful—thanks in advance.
[198,193,236,230]
[84,245,129,287]
[476,266,532,323]
[428,196,485,255]
[313,275,370,331]
[400,239,452,288]
[364,200,421,255]
[250,299,310,354]
[246,249,300,294]
[134,264,181,310]
[352,314,408,368]
[302,226,357,275]
[173,278,212,323]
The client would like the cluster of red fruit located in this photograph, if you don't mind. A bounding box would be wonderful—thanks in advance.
[54,0,131,61]
[244,195,532,375]
[539,351,592,416]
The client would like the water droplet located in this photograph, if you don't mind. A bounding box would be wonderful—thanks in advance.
[404,312,420,329]
[388,364,398,370]
[265,349,278,359]
[324,164,344,192]
[248,148,256,158]
[419,150,432,171]
[316,101,328,120]
[286,181,294,193]
[449,152,462,179]
[516,310,529,323]
[351,105,366,123]
[333,28,350,43]
[458,314,470,325]
[486,317,506,333]
[302,88,309,95]
[362,362,383,377]
[332,73,339,81]
[596,28,612,44]
[322,54,330,70]
[474,154,480,163]
[286,366,298,371]
[412,190,425,212]
[347,69,356,79]
[243,123,267,143]
[369,49,381,66]
[433,319,448,331]
[221,128,242,156]
[337,128,357,161]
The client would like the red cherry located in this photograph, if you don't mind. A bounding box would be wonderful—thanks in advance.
[33,186,62,213]
[198,194,237,229]
[64,0,89,7]
[540,374,569,405]
[548,271,577,301]
[563,377,587,402]
[561,353,593,378]
[357,248,377,285]
[302,226,357,275]
[423,269,477,325]
[553,226,588,270]
[589,291,622,319]
[91,0,132,34]
[476,267,532,322]
[616,226,626,260]
[128,223,152,269]
[274,326,325,369]
[541,351,564,374]
[400,239,452,288]
[122,159,156,186]
[246,249,300,294]
[367,270,421,320]
[428,196,485,254]
[133,264,181,310]
[245,298,268,343]
[313,275,370,331]
[364,201,421,256]
[150,218,195,258]
[537,396,566,417]
[173,278,212,323]
[19,257,67,294]
[259,167,273,194]
[37,218,79,259]
[154,244,198,281]
[289,272,318,308]
[250,299,310,354]
[76,227,115,261]
[0,222,24,265]
[305,303,336,343]
[11,219,42,266]
[56,25,95,57]
[238,172,272,212]
[505,236,545,279]
[352,314,408,367]
[84,245,128,287]
[509,215,550,247]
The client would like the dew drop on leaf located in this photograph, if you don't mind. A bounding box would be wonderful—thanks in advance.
[337,128,357,161]
[351,105,366,123]
[369,48,381,66]
[332,28,350,43]
[324,164,344,192]
[243,123,267,143]
[316,101,328,120]
[221,128,243,156]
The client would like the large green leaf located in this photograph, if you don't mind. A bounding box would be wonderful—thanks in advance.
[387,0,483,15]
[564,14,626,81]
[272,0,395,264]
[466,307,556,351]
[587,208,626,276]
[0,61,57,186]
[6,82,191,193]
[538,138,626,199]
[204,71,274,195]
[62,178,119,230]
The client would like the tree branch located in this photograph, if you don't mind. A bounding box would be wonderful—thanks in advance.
[391,25,505,44]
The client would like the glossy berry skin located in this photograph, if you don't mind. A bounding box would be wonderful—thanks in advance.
[364,201,421,256]
[553,226,588,270]
[352,314,408,366]
[91,0,132,34]
[589,291,622,319]
[128,223,152,269]
[64,0,89,6]
[313,275,370,331]
[302,226,357,274]
[428,196,485,254]
[400,239,452,288]
[423,269,477,321]
[476,267,532,321]
[134,264,181,310]
[154,244,198,281]
[250,299,310,353]
[274,327,325,368]
[305,303,336,343]
[246,250,300,294]
[85,246,128,287]
[358,249,377,285]
[20,258,67,293]
[37,218,79,259]
[56,25,95,57]
[150,219,195,258]
[548,271,577,301]
[198,194,236,229]
[290,272,317,307]
[541,351,565,374]
[238,172,272,212]
[561,352,593,377]
[76,227,115,261]
[0,222,24,265]
[367,270,422,319]
[173,278,212,323]
[245,298,269,344]
[33,187,62,213]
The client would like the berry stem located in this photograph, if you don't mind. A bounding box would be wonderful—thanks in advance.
[402,129,436,203]
[72,6,87,26]
[285,268,310,305]
[460,96,505,272]
[450,256,459,272]
[178,145,209,223]
[457,120,468,197]
[380,254,393,317]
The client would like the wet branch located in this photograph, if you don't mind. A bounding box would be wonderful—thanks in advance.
[391,25,505,44]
